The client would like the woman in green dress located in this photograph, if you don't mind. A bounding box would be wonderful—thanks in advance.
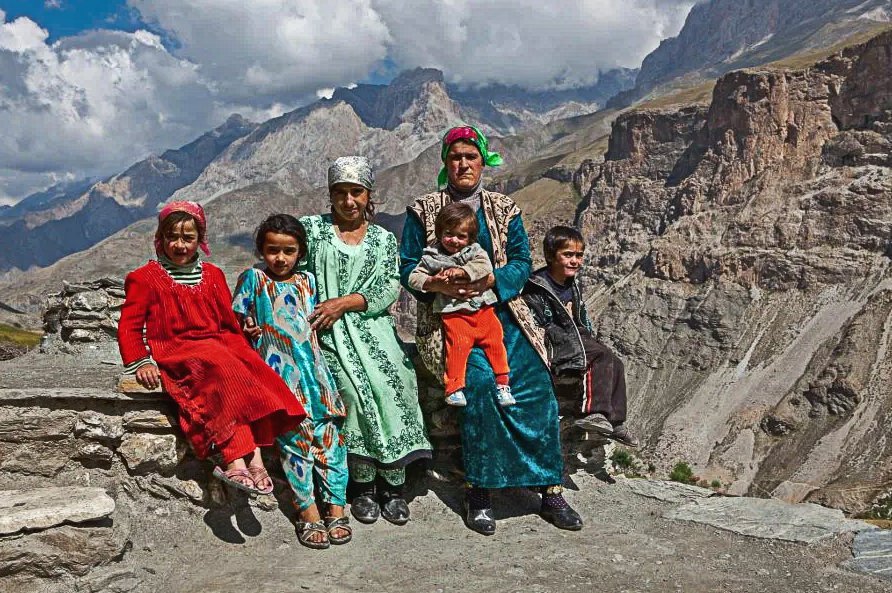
[300,156,431,526]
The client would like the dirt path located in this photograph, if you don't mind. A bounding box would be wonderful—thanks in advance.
[108,473,889,593]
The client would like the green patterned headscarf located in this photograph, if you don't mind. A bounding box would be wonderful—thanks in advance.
[437,125,503,189]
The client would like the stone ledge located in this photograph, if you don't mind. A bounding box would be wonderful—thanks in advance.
[116,375,164,395]
[0,388,167,403]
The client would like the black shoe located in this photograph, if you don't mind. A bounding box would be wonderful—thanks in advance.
[540,505,583,531]
[350,494,380,524]
[463,500,496,536]
[609,424,640,448]
[380,496,410,525]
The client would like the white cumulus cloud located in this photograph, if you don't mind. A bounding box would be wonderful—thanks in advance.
[129,0,392,104]
[376,0,694,88]
[0,11,223,203]
[2,1,695,203]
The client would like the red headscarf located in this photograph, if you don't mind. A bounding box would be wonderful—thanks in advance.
[154,200,211,257]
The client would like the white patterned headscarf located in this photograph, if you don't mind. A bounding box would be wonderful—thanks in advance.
[327,156,375,190]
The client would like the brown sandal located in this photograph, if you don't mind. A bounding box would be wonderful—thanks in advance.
[324,516,353,545]
[246,466,274,495]
[297,520,329,550]
[212,466,260,495]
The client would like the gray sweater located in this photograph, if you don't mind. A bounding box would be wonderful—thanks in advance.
[407,243,498,314]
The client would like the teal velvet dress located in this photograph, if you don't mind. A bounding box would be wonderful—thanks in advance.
[400,208,563,488]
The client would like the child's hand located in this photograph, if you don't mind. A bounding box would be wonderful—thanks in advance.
[243,316,262,340]
[442,267,470,282]
[135,363,161,390]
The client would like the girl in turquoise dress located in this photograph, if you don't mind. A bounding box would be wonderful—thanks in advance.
[233,214,350,550]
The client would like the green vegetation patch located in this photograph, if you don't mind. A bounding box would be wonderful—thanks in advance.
[0,323,42,348]
[669,461,698,485]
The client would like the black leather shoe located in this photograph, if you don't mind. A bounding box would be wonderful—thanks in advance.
[350,494,380,524]
[464,501,496,536]
[380,496,410,525]
[540,505,583,531]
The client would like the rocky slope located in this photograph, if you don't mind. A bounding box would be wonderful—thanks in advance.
[576,30,892,513]
[611,0,892,107]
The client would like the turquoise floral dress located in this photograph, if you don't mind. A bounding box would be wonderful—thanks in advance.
[233,268,348,509]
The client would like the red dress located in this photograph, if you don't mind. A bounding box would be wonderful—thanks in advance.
[117,260,305,458]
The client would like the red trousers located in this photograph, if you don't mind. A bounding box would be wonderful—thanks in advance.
[442,306,510,395]
[218,425,257,464]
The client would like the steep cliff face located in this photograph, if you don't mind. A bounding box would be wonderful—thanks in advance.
[577,31,892,512]
[612,0,891,107]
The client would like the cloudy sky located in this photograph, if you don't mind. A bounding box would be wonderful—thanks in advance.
[0,0,694,205]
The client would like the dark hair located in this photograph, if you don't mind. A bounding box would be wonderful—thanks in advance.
[254,214,308,259]
[543,225,585,263]
[156,211,202,245]
[435,202,478,242]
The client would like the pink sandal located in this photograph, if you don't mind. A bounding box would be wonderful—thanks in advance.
[212,466,260,495]
[247,466,274,495]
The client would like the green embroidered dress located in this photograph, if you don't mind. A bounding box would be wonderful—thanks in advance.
[299,214,431,468]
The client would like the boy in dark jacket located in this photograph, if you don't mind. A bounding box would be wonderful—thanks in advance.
[522,226,638,447]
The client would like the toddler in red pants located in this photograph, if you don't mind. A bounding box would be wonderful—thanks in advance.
[407,202,515,407]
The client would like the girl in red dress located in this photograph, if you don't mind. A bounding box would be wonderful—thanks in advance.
[117,201,305,495]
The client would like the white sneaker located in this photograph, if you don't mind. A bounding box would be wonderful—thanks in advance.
[496,384,516,407]
[445,390,467,406]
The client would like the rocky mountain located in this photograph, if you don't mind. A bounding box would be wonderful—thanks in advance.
[575,30,892,513]
[0,115,256,272]
[1,67,634,275]
[0,177,96,223]
[170,67,633,206]
[611,0,892,107]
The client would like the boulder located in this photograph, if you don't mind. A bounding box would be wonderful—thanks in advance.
[843,529,892,583]
[75,411,124,444]
[0,487,115,536]
[0,524,128,580]
[66,291,108,313]
[664,497,875,543]
[117,433,180,475]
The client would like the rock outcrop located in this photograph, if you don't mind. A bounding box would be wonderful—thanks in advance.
[611,0,892,108]
[576,30,892,513]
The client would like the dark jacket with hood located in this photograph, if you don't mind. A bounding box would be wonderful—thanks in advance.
[522,268,595,377]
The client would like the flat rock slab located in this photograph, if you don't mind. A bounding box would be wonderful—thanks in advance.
[843,529,892,581]
[0,487,115,535]
[664,497,875,543]
[623,479,715,504]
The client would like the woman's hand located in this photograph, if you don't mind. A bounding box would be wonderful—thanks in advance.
[309,295,365,330]
[135,363,161,390]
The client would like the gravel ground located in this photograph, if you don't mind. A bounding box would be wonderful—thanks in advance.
[87,472,891,593]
